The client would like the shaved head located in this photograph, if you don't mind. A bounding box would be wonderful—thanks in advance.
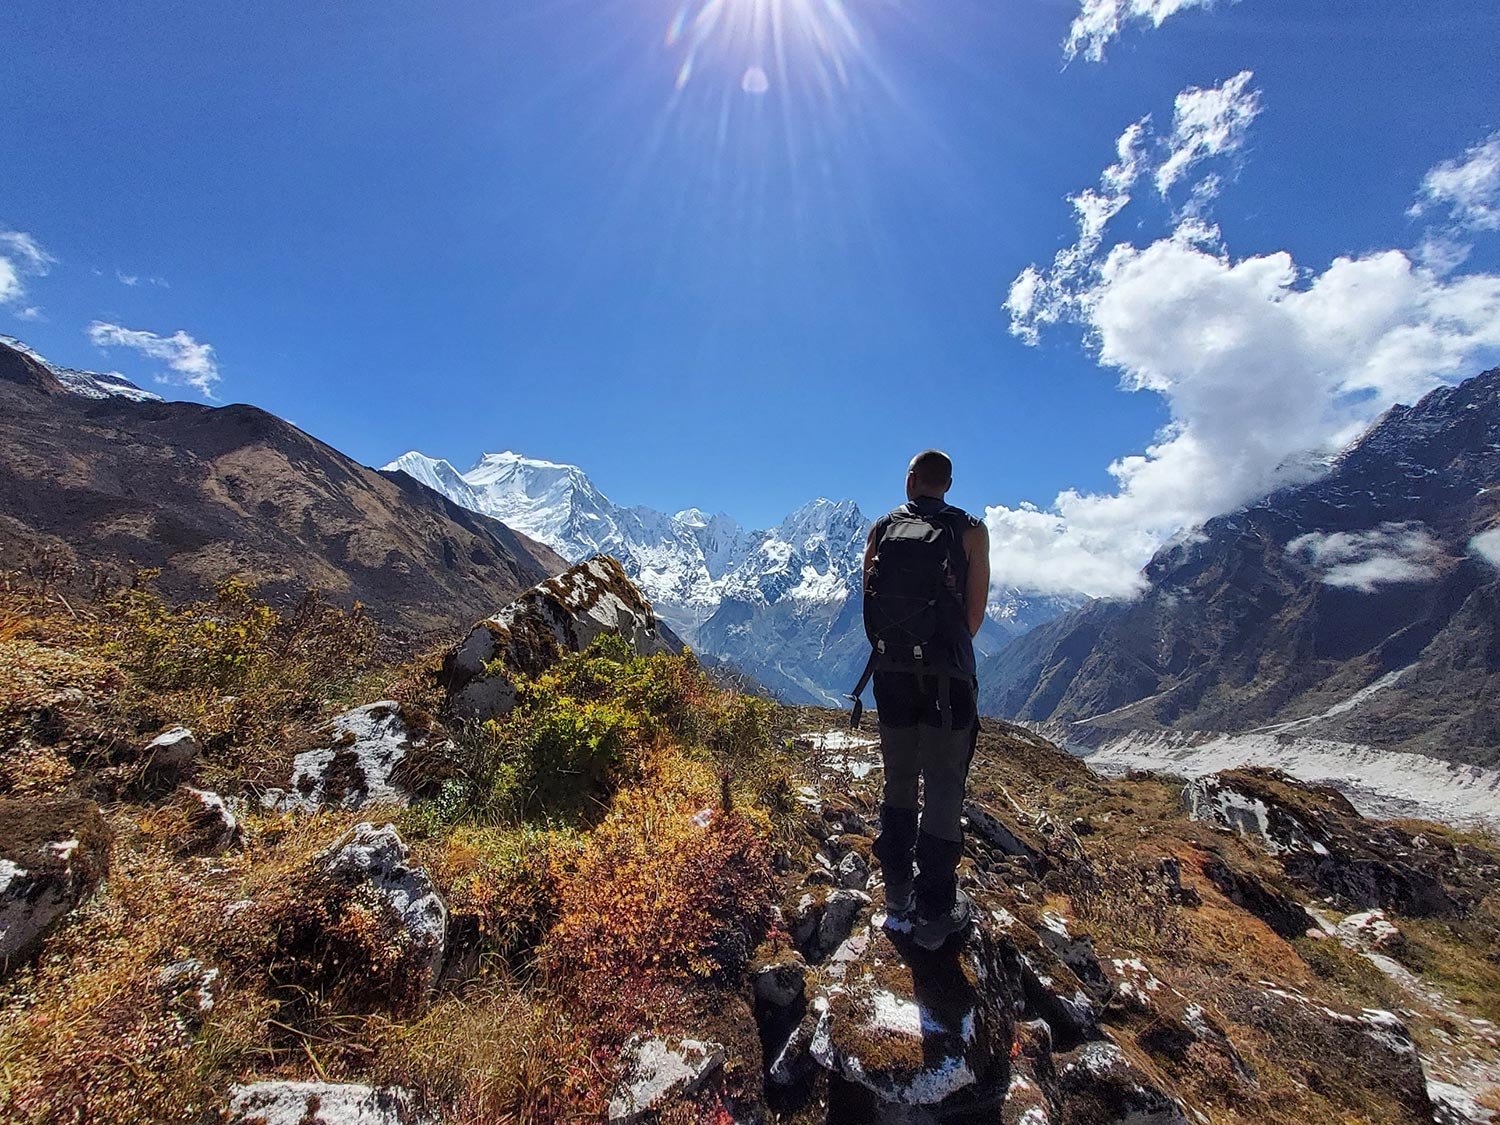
[907,449,953,496]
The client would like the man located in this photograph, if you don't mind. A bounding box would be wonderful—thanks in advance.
[857,449,989,950]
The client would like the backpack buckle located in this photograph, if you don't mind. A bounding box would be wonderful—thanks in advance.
[877,640,887,655]
[913,645,924,661]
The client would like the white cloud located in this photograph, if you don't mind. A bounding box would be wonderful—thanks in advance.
[116,270,140,287]
[1155,71,1260,196]
[14,306,43,322]
[1410,131,1500,233]
[1289,523,1444,592]
[1065,0,1225,63]
[0,229,54,311]
[87,321,221,397]
[994,83,1500,601]
[1471,527,1500,570]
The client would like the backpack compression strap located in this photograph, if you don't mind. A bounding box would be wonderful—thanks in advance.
[847,647,879,730]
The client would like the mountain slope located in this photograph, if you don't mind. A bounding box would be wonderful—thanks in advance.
[982,367,1500,766]
[0,334,162,402]
[386,450,1085,704]
[0,340,565,639]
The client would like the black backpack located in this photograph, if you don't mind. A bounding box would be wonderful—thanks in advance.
[849,506,968,727]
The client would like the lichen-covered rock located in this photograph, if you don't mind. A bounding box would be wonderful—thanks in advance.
[1053,1041,1189,1124]
[175,786,241,854]
[226,1080,434,1124]
[156,957,223,1032]
[1186,769,1463,917]
[313,823,447,1006]
[607,1036,725,1123]
[1337,908,1405,954]
[1101,955,1251,1080]
[803,920,1013,1107]
[442,556,680,721]
[0,796,110,973]
[276,702,434,812]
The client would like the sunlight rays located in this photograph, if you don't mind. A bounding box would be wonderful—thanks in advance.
[664,0,869,103]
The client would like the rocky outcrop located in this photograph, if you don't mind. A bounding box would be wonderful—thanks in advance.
[225,1081,435,1125]
[273,702,437,812]
[0,796,111,973]
[1227,985,1431,1118]
[156,956,223,1033]
[1186,768,1489,916]
[442,556,681,721]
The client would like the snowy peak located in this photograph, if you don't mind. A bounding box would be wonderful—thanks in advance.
[0,334,161,403]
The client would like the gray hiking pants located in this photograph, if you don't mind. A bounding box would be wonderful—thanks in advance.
[878,720,976,843]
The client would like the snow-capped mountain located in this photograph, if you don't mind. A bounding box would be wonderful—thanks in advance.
[385,449,1085,705]
[0,335,162,403]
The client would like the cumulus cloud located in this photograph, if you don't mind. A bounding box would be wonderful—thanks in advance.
[1289,523,1444,592]
[1064,0,1225,63]
[87,321,221,397]
[1471,527,1500,570]
[0,229,54,313]
[993,83,1500,600]
[1410,131,1500,233]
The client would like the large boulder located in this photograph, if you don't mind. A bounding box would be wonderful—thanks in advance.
[274,702,436,812]
[441,556,680,721]
[225,1081,434,1124]
[0,796,111,973]
[801,921,1013,1109]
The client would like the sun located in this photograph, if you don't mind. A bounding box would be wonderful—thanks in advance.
[663,0,867,99]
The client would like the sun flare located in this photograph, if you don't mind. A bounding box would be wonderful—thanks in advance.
[663,0,867,99]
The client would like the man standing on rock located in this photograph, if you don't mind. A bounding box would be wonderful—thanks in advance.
[851,449,990,951]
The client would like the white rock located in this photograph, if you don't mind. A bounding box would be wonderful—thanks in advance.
[144,727,200,782]
[607,1036,724,1123]
[1338,909,1404,953]
[284,702,427,811]
[316,823,447,998]
[226,1080,434,1124]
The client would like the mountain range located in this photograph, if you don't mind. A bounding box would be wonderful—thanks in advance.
[385,450,1086,704]
[983,367,1500,767]
[0,339,564,640]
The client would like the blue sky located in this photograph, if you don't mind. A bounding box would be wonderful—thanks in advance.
[3,1,1499,592]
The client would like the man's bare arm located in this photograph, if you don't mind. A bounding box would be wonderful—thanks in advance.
[964,523,990,638]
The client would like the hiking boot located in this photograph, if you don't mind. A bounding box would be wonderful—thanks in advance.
[879,881,916,932]
[912,889,974,951]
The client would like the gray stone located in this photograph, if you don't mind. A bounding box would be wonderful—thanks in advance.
[143,726,199,785]
[753,954,807,1008]
[316,823,447,1001]
[607,1036,724,1123]
[226,1080,434,1124]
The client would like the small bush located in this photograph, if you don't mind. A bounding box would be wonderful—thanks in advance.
[99,575,379,776]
